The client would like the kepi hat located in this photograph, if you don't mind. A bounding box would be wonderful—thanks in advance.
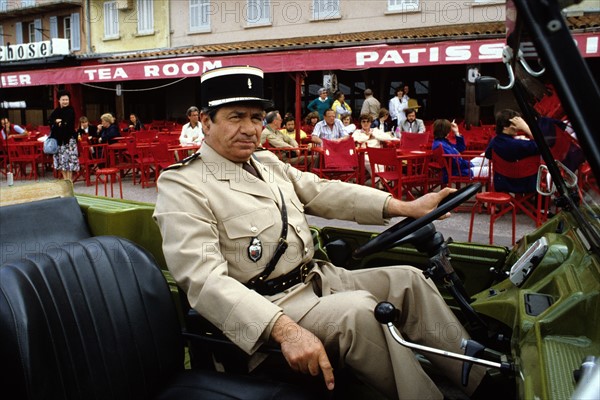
[200,66,273,110]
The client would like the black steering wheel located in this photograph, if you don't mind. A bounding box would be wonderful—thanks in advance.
[353,183,481,258]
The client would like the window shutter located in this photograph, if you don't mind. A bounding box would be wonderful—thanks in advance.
[70,13,80,50]
[49,16,58,38]
[34,19,42,41]
[15,22,23,44]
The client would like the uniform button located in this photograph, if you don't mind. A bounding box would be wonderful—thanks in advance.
[296,226,302,233]
[250,226,258,233]
[304,247,309,254]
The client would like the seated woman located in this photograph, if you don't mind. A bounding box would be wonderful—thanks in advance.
[353,114,394,185]
[302,111,319,136]
[97,113,122,144]
[432,119,474,183]
[126,113,145,132]
[341,114,356,136]
[77,116,99,143]
[371,108,393,136]
[352,114,393,149]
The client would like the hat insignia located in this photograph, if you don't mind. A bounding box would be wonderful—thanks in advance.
[248,78,252,89]
[248,237,262,262]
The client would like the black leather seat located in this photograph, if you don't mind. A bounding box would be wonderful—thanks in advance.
[0,236,311,400]
[0,196,91,265]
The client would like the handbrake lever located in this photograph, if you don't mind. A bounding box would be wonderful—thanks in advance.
[374,302,513,386]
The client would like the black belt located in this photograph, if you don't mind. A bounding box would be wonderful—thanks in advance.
[248,261,315,296]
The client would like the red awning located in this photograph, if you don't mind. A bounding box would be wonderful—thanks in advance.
[1,33,598,88]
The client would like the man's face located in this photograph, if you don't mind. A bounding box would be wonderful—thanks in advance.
[320,90,328,99]
[1,118,9,128]
[406,112,416,122]
[201,104,264,163]
[271,113,282,129]
[81,121,89,128]
[324,110,336,126]
[285,120,295,133]
[188,110,199,126]
[403,85,409,95]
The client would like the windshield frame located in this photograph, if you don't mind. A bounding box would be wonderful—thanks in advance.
[507,0,600,254]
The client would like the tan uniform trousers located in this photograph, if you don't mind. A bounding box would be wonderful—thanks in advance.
[294,264,485,400]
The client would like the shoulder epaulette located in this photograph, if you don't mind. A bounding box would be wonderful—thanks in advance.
[163,152,201,171]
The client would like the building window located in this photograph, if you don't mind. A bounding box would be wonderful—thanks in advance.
[0,1,7,12]
[103,1,119,39]
[247,0,270,25]
[64,16,71,41]
[190,0,210,32]
[388,0,419,12]
[21,0,35,7]
[137,0,154,35]
[0,25,4,46]
[313,0,340,20]
[28,21,35,42]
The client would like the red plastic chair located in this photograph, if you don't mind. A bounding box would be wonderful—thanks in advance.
[75,142,107,186]
[7,140,42,180]
[367,147,429,200]
[312,139,358,182]
[399,132,429,151]
[263,140,312,172]
[468,158,517,245]
[149,144,175,185]
[491,150,549,227]
[127,140,156,188]
[432,146,489,190]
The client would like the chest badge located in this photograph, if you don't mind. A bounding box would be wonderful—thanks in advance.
[248,237,262,262]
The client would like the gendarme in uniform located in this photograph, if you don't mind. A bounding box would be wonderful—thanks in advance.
[153,66,485,400]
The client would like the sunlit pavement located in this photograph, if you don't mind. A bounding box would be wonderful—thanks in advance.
[2,174,539,248]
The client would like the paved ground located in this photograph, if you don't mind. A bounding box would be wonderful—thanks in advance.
[2,173,538,248]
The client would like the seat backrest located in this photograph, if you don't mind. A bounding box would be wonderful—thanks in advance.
[321,138,358,169]
[150,143,173,163]
[400,132,428,150]
[0,196,91,264]
[0,236,183,400]
[78,142,107,164]
[491,149,540,179]
[367,146,401,170]
[550,126,573,162]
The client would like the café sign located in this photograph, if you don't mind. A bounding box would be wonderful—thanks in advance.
[0,38,70,62]
[0,33,597,88]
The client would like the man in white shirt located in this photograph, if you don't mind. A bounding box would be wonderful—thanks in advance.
[179,106,204,145]
[311,109,349,145]
[388,86,408,133]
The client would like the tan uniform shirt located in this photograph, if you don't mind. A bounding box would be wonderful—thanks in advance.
[153,144,390,354]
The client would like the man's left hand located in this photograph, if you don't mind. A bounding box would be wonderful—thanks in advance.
[386,187,457,220]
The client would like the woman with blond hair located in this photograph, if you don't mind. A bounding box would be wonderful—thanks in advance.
[97,113,121,144]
